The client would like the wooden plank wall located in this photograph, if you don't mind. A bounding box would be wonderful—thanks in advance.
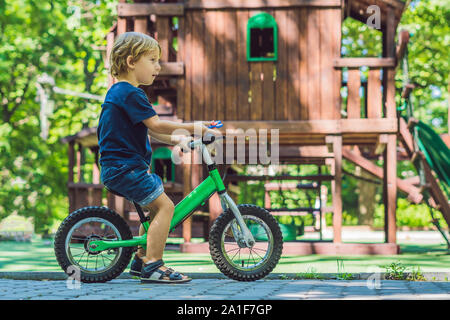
[178,7,341,122]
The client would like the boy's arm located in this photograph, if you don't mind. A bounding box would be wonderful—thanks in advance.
[147,128,183,146]
[143,114,216,136]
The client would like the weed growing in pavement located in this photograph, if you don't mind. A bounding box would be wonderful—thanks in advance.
[336,259,354,280]
[407,266,426,281]
[382,261,428,281]
[383,262,407,280]
[295,267,325,280]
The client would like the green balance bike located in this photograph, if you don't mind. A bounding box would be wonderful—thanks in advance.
[54,133,283,282]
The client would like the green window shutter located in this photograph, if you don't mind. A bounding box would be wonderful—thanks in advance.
[151,147,175,182]
[247,12,278,62]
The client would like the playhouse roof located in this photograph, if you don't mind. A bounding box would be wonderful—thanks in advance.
[344,0,406,30]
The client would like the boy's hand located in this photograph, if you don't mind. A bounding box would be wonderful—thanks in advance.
[202,121,214,128]
[206,128,222,137]
[203,120,223,137]
[179,135,194,153]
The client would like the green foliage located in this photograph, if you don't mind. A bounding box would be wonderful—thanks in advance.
[373,198,448,229]
[342,0,449,133]
[408,266,426,281]
[0,0,117,233]
[295,267,325,280]
[398,0,450,133]
[383,261,426,281]
[336,259,354,280]
[383,261,408,280]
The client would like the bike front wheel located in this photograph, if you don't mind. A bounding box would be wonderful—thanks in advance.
[209,204,283,281]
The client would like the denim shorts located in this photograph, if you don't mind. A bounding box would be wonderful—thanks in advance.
[100,163,164,206]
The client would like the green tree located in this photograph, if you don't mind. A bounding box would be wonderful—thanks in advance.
[398,0,449,133]
[0,0,116,233]
[340,0,449,227]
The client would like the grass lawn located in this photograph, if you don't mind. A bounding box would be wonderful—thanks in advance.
[0,237,449,275]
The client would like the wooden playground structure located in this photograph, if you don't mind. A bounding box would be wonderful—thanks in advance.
[61,0,450,255]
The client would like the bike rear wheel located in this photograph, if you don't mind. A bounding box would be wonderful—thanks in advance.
[54,206,133,283]
[209,204,283,281]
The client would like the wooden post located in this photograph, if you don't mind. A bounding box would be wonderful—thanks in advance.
[382,6,397,244]
[134,17,148,34]
[117,0,127,36]
[367,68,382,118]
[326,135,342,243]
[92,147,100,184]
[264,190,271,208]
[76,143,82,183]
[384,8,396,119]
[91,147,102,206]
[208,193,222,229]
[107,191,116,211]
[176,15,185,119]
[182,152,194,243]
[347,68,361,119]
[384,134,397,243]
[106,32,115,88]
[68,141,75,213]
[68,142,75,183]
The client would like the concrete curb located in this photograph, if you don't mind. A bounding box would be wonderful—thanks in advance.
[1,271,449,281]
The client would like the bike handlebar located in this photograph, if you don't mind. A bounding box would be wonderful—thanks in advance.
[188,132,225,150]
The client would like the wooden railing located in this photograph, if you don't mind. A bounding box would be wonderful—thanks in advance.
[334,57,396,120]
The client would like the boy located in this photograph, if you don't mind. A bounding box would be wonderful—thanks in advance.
[97,32,219,283]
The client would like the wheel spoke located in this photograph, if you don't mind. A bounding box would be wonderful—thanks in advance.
[70,236,88,241]
[230,248,241,261]
[101,254,114,262]
[250,248,265,260]
[63,215,124,275]
[250,248,264,260]
[70,251,86,257]
[68,246,85,251]
[250,246,269,252]
[225,247,241,254]
[77,251,86,264]
[101,253,107,267]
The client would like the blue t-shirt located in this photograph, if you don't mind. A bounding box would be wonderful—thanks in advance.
[97,82,157,168]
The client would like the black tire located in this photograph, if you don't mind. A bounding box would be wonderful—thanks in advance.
[209,204,283,281]
[54,206,134,283]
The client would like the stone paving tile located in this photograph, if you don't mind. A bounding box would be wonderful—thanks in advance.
[414,294,449,300]
[71,295,112,300]
[340,295,384,300]
[0,279,449,300]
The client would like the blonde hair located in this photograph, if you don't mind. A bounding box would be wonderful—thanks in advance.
[109,32,161,78]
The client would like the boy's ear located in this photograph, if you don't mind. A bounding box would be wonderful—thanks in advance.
[126,55,136,70]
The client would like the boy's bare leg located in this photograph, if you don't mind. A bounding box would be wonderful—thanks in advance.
[138,192,189,280]
[135,211,157,259]
[141,192,174,263]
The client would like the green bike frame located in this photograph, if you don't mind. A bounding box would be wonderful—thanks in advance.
[88,167,226,252]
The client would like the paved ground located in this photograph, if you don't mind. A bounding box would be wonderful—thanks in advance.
[0,278,449,300]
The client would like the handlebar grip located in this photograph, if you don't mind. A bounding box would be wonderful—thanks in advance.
[202,133,216,145]
[188,132,226,150]
[208,120,223,129]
